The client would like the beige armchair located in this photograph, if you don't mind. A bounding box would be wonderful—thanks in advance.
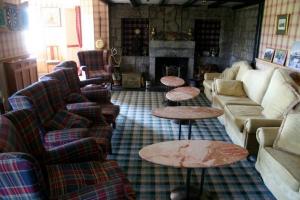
[256,113,300,200]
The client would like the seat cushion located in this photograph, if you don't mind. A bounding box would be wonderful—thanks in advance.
[66,93,89,104]
[213,95,258,109]
[225,105,264,131]
[274,113,300,156]
[242,68,275,104]
[89,70,111,80]
[260,147,300,192]
[44,128,89,149]
[44,110,91,131]
[203,80,213,90]
[215,79,246,97]
[47,160,132,198]
[261,69,300,119]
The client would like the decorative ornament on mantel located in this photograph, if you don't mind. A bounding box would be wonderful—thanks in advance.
[95,39,104,49]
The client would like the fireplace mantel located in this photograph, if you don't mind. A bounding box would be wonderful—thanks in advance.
[149,40,195,81]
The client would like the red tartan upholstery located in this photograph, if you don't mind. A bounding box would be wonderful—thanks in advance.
[0,110,135,199]
[77,50,113,80]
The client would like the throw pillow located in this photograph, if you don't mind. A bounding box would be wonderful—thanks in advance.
[215,79,246,97]
[273,113,300,156]
[219,67,239,80]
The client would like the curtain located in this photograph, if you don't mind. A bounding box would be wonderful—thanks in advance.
[75,6,82,48]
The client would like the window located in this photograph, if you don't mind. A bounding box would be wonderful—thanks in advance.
[121,18,149,56]
[194,19,221,57]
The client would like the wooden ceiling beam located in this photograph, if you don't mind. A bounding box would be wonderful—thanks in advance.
[129,0,139,7]
[232,0,261,9]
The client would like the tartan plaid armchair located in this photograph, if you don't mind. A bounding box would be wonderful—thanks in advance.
[8,80,112,153]
[41,68,120,128]
[78,50,114,82]
[0,109,135,199]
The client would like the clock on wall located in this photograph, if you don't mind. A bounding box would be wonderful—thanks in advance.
[4,3,19,31]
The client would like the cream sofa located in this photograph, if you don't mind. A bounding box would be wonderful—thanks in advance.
[212,68,300,155]
[203,61,252,101]
[256,113,300,200]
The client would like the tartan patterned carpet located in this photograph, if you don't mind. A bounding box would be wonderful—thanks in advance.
[109,91,275,200]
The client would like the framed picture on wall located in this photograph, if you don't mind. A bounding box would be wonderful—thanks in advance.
[273,49,287,65]
[288,41,300,71]
[41,7,61,27]
[263,48,275,62]
[276,14,289,35]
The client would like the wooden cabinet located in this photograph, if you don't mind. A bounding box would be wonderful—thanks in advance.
[4,57,38,96]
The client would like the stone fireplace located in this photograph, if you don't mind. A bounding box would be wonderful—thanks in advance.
[149,40,195,82]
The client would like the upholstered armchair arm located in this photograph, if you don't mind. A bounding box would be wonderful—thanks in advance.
[104,64,114,74]
[81,89,111,104]
[244,118,282,135]
[256,127,280,147]
[79,77,106,87]
[0,153,46,199]
[204,73,221,80]
[45,137,105,164]
[68,105,107,125]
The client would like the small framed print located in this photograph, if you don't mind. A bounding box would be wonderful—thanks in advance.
[263,48,275,62]
[273,49,288,65]
[276,14,289,35]
[41,7,61,27]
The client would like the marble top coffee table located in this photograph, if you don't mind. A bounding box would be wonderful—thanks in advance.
[160,76,185,88]
[166,86,200,102]
[139,140,248,200]
[152,106,223,140]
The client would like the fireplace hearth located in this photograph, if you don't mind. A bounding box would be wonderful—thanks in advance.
[149,40,195,82]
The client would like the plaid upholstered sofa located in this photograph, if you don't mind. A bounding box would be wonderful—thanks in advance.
[41,67,120,128]
[8,79,113,154]
[0,109,135,199]
[77,50,113,82]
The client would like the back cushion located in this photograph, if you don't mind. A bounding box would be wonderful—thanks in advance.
[215,79,246,97]
[261,69,300,118]
[42,69,72,96]
[273,113,300,156]
[219,67,239,80]
[41,79,66,112]
[242,68,274,104]
[62,68,81,93]
[235,61,252,80]
[11,82,55,123]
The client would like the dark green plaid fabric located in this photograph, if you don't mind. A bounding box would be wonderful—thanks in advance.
[109,91,275,200]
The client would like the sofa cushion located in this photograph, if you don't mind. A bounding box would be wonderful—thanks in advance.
[273,113,300,156]
[203,80,213,90]
[260,147,300,192]
[261,69,300,119]
[215,79,246,97]
[219,66,239,80]
[213,95,258,108]
[234,61,252,81]
[225,105,264,131]
[242,68,274,104]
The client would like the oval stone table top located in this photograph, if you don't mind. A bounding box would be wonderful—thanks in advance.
[152,106,223,120]
[139,140,248,168]
[160,76,185,87]
[166,86,200,102]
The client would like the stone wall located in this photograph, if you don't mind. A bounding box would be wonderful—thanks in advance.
[109,4,258,74]
[109,4,236,73]
[230,5,259,65]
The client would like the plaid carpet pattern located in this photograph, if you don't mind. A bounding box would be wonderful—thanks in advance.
[110,91,275,200]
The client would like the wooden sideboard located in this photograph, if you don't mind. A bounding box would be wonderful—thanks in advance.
[3,57,38,96]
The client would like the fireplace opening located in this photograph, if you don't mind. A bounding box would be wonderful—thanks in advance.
[155,57,188,83]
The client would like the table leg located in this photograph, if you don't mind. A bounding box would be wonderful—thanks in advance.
[188,120,192,139]
[178,121,182,140]
[186,168,191,199]
[199,168,206,195]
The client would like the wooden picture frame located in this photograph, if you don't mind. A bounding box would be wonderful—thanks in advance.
[41,7,61,27]
[288,41,300,71]
[263,48,275,62]
[273,49,287,65]
[276,14,289,35]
